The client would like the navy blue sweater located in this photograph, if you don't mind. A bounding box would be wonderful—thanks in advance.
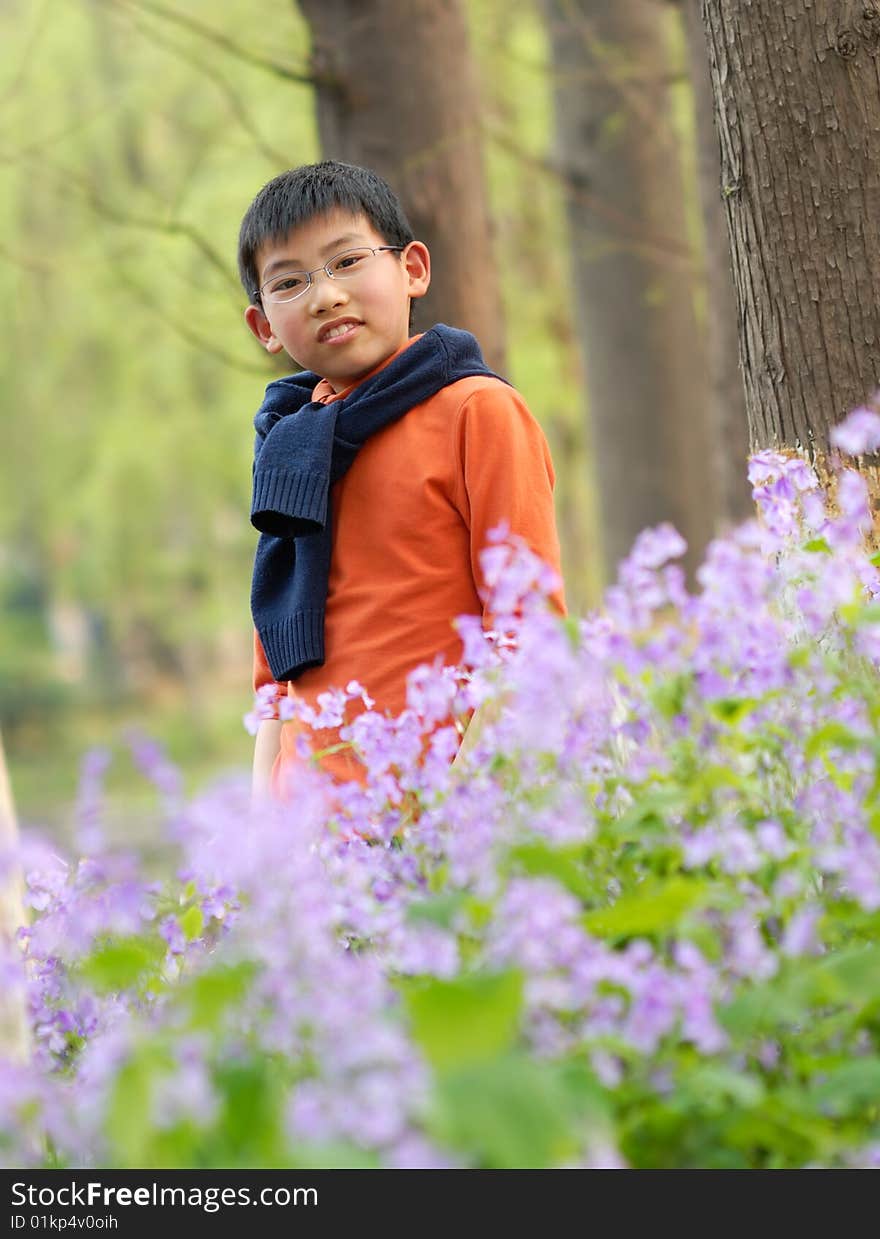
[250,324,503,682]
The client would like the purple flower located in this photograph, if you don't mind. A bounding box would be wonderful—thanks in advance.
[781,907,822,958]
[385,1135,461,1169]
[626,523,688,571]
[453,613,497,669]
[405,660,458,725]
[389,923,459,978]
[724,913,778,981]
[826,470,872,549]
[830,402,880,455]
[159,916,186,956]
[748,451,818,494]
[17,479,880,1172]
[755,820,792,861]
[623,966,679,1052]
[124,729,183,807]
[244,683,283,734]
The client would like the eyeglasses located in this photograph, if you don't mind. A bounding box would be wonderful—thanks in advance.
[257,245,405,304]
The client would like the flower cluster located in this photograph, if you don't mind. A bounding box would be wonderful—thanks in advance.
[5,404,880,1168]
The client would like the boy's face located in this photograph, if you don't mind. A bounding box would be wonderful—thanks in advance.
[244,209,430,392]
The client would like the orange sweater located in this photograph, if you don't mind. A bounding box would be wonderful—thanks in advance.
[253,340,565,789]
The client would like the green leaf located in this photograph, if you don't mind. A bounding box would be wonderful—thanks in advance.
[710,697,758,724]
[803,538,831,554]
[106,1050,162,1166]
[678,1065,766,1112]
[650,673,691,720]
[611,787,688,839]
[182,962,258,1030]
[403,970,523,1071]
[809,944,880,1004]
[212,1059,287,1167]
[720,1094,830,1166]
[686,763,743,805]
[719,975,806,1039]
[426,1055,582,1169]
[561,614,581,648]
[508,840,592,901]
[841,601,880,627]
[804,722,862,760]
[427,861,450,895]
[180,904,204,941]
[582,876,710,939]
[807,1059,880,1116]
[406,892,468,930]
[720,946,880,1039]
[288,1142,380,1170]
[79,936,165,994]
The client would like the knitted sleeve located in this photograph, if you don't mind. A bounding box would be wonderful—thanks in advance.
[453,381,566,616]
[252,629,288,718]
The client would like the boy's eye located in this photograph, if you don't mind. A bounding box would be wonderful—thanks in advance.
[330,250,368,273]
[271,273,306,293]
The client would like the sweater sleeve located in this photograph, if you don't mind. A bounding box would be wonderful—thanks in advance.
[453,382,566,615]
[253,629,289,717]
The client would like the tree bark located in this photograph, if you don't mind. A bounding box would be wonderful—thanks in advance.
[543,0,716,582]
[681,0,753,525]
[701,0,880,471]
[297,0,506,372]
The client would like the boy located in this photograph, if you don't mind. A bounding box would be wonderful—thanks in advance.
[239,161,564,797]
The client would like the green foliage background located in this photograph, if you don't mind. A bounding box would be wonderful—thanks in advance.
[0,0,597,828]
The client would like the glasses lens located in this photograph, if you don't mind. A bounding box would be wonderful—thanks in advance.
[264,271,309,303]
[327,248,374,279]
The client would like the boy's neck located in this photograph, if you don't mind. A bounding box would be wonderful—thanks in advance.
[312,333,422,402]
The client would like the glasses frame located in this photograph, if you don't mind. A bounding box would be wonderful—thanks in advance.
[256,245,406,305]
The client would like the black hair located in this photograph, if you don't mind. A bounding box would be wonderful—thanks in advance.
[238,160,415,304]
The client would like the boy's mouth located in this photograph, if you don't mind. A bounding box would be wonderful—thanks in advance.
[318,319,362,344]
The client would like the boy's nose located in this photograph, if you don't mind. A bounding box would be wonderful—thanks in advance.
[307,269,348,313]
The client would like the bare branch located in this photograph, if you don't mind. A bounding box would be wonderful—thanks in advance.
[0,0,53,109]
[0,242,54,278]
[543,0,681,150]
[0,101,136,164]
[0,144,241,297]
[118,269,271,376]
[486,123,700,273]
[94,0,318,85]
[122,10,292,167]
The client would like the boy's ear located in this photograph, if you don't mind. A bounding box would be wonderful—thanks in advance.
[404,241,430,301]
[244,303,284,354]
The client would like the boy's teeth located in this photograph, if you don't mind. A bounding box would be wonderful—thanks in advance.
[326,323,354,339]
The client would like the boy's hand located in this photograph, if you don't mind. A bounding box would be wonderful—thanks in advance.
[451,696,504,771]
[252,719,283,802]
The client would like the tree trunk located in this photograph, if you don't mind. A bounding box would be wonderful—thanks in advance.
[681,0,752,526]
[701,0,880,475]
[298,0,506,372]
[543,0,716,582]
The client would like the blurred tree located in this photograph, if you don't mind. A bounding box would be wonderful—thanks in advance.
[0,0,317,814]
[678,0,751,526]
[542,0,716,582]
[701,1,880,470]
[297,0,506,371]
[466,0,597,609]
[0,730,28,1063]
